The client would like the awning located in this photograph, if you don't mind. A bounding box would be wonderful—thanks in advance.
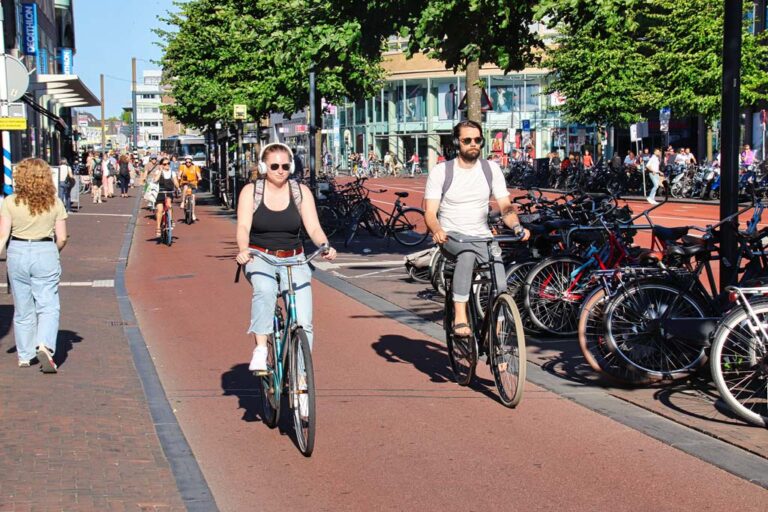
[30,74,101,108]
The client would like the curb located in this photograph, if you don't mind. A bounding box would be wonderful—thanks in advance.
[313,269,768,490]
[114,196,219,512]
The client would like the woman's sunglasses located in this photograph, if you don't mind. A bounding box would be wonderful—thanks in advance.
[269,163,291,171]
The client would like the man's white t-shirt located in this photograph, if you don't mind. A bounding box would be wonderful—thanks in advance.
[424,159,509,237]
[646,155,660,174]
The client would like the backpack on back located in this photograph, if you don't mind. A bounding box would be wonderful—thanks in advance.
[119,161,130,177]
[252,179,303,214]
[440,158,493,203]
[92,163,103,179]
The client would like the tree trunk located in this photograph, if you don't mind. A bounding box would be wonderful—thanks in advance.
[466,60,481,123]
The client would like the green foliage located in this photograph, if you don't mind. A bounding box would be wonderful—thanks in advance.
[156,0,385,128]
[537,0,768,127]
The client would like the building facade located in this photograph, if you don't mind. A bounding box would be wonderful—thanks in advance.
[134,70,163,151]
[1,0,99,171]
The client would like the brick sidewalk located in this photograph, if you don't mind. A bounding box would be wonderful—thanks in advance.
[0,190,186,511]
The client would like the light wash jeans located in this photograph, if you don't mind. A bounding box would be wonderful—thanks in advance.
[245,252,314,349]
[6,240,61,362]
[648,173,660,203]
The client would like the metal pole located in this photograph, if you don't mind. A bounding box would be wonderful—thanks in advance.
[100,73,106,153]
[131,57,138,150]
[0,6,13,194]
[308,67,317,189]
[719,0,743,289]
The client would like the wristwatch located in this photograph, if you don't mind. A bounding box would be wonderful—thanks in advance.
[508,224,524,237]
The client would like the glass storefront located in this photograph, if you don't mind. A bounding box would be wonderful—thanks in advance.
[334,73,592,172]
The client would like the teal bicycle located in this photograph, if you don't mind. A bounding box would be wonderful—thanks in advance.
[236,244,329,456]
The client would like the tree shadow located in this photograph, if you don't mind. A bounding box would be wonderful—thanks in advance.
[371,334,499,402]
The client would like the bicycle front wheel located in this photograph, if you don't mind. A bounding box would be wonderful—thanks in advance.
[489,293,526,407]
[259,334,280,428]
[391,208,429,246]
[164,209,173,246]
[444,296,477,385]
[710,300,768,427]
[289,328,316,456]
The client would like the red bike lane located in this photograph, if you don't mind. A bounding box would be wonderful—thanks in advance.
[126,193,766,511]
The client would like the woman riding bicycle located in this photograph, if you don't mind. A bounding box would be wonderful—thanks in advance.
[235,143,336,372]
[152,158,179,237]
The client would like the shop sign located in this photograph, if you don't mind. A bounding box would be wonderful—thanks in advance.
[0,117,28,130]
[21,3,39,56]
[233,104,247,120]
[60,48,73,74]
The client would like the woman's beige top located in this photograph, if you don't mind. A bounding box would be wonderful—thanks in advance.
[0,195,68,239]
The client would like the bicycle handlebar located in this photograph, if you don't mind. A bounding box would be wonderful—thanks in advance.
[446,232,525,244]
[234,244,331,282]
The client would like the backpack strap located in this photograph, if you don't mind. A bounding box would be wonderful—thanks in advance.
[440,158,493,203]
[252,179,303,215]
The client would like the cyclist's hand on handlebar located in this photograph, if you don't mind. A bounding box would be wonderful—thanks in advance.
[432,229,448,245]
[321,247,337,261]
[236,250,252,265]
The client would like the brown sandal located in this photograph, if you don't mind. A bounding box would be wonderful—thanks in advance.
[453,323,471,337]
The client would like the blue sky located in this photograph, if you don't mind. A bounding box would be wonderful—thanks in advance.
[73,0,179,118]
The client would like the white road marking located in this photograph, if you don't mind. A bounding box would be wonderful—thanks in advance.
[0,280,115,288]
[314,260,404,270]
[71,213,133,217]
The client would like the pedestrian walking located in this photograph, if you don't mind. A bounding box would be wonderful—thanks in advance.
[56,158,75,213]
[91,154,104,204]
[0,158,68,372]
[646,148,663,205]
[408,152,419,177]
[117,154,132,197]
[104,152,117,199]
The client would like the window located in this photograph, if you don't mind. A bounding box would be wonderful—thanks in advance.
[141,94,158,100]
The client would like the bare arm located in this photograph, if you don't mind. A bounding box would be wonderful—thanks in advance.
[424,198,446,244]
[0,214,11,257]
[235,183,255,264]
[496,195,529,240]
[54,219,67,251]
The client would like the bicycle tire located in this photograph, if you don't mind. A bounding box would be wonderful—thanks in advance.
[290,328,316,456]
[577,287,653,386]
[164,209,173,246]
[317,205,341,238]
[444,296,477,386]
[505,261,537,332]
[524,256,587,336]
[259,334,280,428]
[391,207,429,246]
[603,280,709,380]
[710,299,768,427]
[430,252,446,297]
[489,293,526,407]
[185,200,193,224]
[344,212,361,247]
[407,264,432,283]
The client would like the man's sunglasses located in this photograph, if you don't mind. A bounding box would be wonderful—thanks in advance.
[460,137,484,145]
[269,163,291,171]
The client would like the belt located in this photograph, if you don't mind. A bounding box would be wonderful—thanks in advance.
[248,244,303,258]
[11,236,53,242]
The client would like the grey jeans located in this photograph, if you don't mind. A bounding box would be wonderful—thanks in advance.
[442,233,506,303]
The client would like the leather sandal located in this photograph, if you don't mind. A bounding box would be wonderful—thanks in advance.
[453,323,471,337]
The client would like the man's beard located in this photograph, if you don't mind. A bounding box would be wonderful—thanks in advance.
[459,147,480,163]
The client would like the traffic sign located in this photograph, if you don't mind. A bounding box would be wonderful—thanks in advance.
[0,117,27,130]
[233,104,247,120]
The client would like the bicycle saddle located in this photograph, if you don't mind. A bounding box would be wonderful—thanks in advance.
[665,242,706,258]
[652,225,689,242]
[395,191,409,198]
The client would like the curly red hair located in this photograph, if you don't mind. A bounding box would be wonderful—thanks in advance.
[13,158,57,216]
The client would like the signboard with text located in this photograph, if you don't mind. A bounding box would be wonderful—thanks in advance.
[0,118,28,130]
[233,104,247,120]
[21,3,39,56]
[60,48,73,74]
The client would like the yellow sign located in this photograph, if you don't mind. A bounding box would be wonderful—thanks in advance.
[0,117,27,130]
[233,104,247,120]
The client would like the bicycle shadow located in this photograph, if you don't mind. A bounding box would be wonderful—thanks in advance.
[652,378,759,427]
[371,334,501,402]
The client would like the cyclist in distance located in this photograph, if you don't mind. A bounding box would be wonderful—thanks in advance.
[152,158,180,237]
[424,120,529,338]
[235,143,337,372]
[179,156,202,222]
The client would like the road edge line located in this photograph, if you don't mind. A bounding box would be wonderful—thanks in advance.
[313,269,768,490]
[114,195,220,512]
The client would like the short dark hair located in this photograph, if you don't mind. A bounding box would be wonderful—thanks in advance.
[453,120,483,140]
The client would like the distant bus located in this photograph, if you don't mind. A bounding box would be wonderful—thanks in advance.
[160,135,207,168]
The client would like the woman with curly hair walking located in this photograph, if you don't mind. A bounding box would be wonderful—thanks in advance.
[0,158,68,372]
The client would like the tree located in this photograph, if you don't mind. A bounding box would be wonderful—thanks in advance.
[156,0,385,129]
[331,1,542,122]
[120,110,132,125]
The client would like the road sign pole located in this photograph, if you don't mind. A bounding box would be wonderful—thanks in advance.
[0,7,13,194]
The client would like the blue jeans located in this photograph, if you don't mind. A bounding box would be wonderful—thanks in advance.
[245,252,314,349]
[6,240,61,362]
[59,183,72,212]
[648,173,660,202]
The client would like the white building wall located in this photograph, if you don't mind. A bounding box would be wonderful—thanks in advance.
[135,71,164,151]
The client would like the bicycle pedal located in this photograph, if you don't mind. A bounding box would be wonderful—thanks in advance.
[252,369,273,377]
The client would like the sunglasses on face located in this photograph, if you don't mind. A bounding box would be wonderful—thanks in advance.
[269,163,291,171]
[460,137,484,146]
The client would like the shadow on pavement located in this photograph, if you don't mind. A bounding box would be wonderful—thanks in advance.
[0,304,13,341]
[53,329,83,368]
[221,363,266,423]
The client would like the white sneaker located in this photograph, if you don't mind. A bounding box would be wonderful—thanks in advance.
[249,346,268,372]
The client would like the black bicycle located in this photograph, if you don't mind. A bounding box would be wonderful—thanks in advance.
[442,234,527,407]
[344,191,428,247]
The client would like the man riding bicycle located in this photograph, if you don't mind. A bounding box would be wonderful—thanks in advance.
[424,120,529,338]
[179,156,202,222]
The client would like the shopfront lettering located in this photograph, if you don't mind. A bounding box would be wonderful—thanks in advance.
[22,3,38,56]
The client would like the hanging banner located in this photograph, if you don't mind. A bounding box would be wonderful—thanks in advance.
[60,48,73,74]
[21,3,39,56]
[38,48,48,74]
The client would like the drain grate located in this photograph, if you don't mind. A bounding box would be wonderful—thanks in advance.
[109,320,132,327]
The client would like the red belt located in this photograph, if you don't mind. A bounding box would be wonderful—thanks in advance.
[249,245,303,258]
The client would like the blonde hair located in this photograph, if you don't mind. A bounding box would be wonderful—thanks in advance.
[13,158,57,216]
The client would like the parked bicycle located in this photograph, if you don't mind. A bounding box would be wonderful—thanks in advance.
[344,189,428,247]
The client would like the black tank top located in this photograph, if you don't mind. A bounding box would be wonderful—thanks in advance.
[249,185,302,250]
[158,170,175,192]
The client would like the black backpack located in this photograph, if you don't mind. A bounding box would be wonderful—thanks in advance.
[119,161,130,177]
[92,163,103,179]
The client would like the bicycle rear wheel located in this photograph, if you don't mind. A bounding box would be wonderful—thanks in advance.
[289,328,316,456]
[444,295,477,386]
[710,300,768,427]
[489,293,526,407]
[391,208,429,246]
[259,334,280,428]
